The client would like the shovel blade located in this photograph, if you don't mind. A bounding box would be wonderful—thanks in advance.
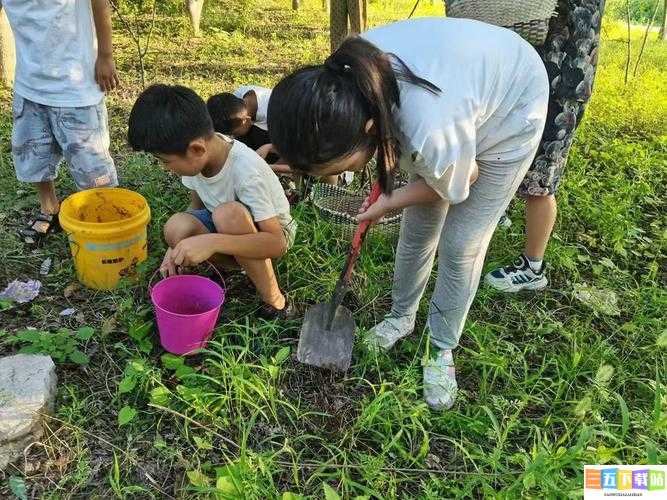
[297,302,355,371]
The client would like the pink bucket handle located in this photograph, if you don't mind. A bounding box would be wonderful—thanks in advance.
[148,261,225,295]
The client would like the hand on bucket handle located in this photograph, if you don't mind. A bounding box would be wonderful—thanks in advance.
[149,260,225,294]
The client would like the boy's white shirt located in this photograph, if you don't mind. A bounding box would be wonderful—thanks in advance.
[1,0,103,107]
[363,17,548,204]
[233,85,272,131]
[181,135,294,234]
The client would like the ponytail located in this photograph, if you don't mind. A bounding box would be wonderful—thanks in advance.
[268,36,440,193]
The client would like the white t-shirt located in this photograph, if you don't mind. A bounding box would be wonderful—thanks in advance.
[182,136,296,244]
[1,0,103,107]
[363,18,548,204]
[233,85,272,131]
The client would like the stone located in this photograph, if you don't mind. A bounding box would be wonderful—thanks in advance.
[0,354,57,470]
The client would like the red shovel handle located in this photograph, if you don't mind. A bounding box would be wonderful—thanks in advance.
[351,182,382,252]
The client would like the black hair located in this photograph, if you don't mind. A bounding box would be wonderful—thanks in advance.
[267,36,440,193]
[128,83,214,155]
[207,93,247,134]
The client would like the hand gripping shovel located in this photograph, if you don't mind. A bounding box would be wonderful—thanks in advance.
[297,182,382,371]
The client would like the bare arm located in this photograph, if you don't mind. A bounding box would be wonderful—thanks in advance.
[357,178,442,223]
[91,0,119,92]
[357,165,479,223]
[189,190,205,210]
[204,217,287,259]
[170,216,287,267]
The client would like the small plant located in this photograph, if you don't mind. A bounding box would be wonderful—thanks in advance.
[8,326,94,365]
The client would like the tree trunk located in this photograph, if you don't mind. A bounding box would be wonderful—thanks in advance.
[362,0,368,30]
[292,0,300,10]
[0,8,15,87]
[330,0,368,51]
[330,0,349,51]
[660,0,667,40]
[348,0,363,33]
[187,0,204,37]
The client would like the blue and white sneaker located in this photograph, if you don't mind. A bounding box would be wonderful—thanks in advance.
[498,213,512,229]
[485,254,548,292]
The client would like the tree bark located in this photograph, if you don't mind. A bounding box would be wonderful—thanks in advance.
[660,0,667,40]
[330,0,349,51]
[187,0,204,37]
[330,0,368,51]
[348,0,363,33]
[0,8,15,87]
[362,0,368,30]
[292,0,300,10]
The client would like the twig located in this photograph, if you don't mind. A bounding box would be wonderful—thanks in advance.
[108,0,155,88]
[408,0,421,18]
[633,0,661,76]
[625,0,632,84]
[142,1,158,60]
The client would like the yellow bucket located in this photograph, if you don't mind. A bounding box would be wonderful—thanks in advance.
[59,188,151,290]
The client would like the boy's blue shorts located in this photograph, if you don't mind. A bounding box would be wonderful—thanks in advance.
[186,207,297,248]
[187,208,216,233]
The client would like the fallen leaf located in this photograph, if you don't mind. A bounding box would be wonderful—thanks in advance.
[101,316,117,336]
[657,330,667,348]
[595,364,614,385]
[63,282,79,299]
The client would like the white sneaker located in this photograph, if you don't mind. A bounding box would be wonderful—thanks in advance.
[423,349,457,410]
[485,254,548,292]
[364,313,416,351]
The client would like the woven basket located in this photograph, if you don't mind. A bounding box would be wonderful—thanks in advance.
[445,0,557,46]
[310,183,403,241]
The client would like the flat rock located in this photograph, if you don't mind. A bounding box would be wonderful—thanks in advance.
[0,354,57,470]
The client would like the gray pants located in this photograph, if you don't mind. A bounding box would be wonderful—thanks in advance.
[391,148,544,350]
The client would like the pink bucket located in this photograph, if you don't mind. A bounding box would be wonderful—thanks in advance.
[150,274,225,355]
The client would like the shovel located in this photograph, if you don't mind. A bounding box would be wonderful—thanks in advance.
[297,182,382,371]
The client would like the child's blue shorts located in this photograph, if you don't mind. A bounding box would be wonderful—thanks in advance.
[186,206,297,248]
[187,208,216,233]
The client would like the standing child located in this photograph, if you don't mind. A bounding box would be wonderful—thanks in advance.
[485,0,605,291]
[268,18,549,410]
[1,0,119,243]
[128,84,296,318]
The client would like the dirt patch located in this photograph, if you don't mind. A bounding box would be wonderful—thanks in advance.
[280,361,371,436]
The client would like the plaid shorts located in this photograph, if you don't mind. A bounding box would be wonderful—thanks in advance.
[11,94,117,189]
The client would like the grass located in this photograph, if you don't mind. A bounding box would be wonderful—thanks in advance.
[0,0,666,497]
